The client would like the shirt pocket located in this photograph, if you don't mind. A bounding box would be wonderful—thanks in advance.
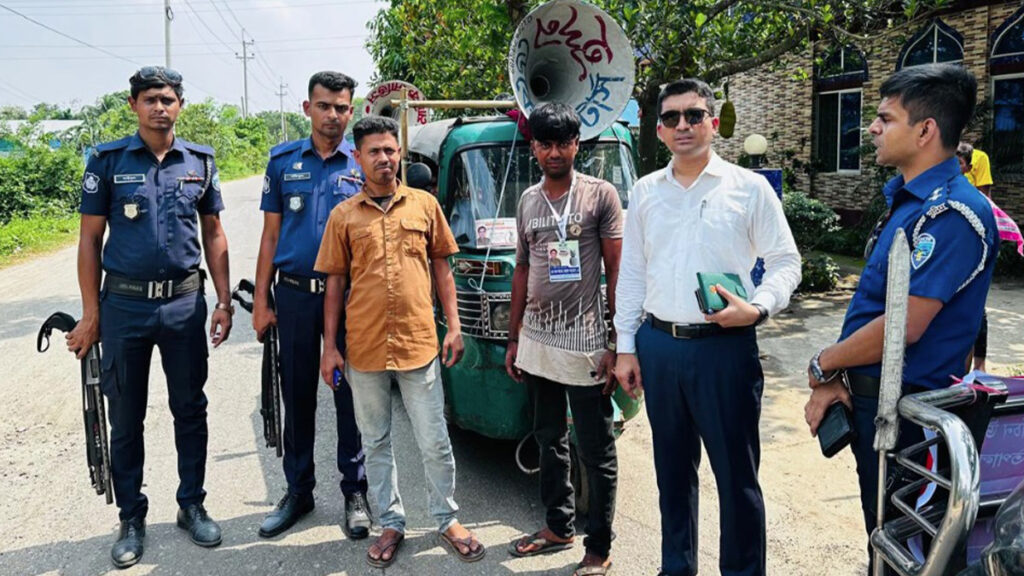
[175,182,203,221]
[350,226,378,268]
[401,217,429,257]
[281,182,312,215]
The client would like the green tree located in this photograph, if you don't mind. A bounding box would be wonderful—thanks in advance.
[368,0,948,175]
[255,110,312,144]
[0,106,28,120]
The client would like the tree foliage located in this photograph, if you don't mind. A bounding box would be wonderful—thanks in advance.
[367,0,948,174]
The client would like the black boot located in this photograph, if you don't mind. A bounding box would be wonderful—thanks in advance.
[111,517,145,569]
[259,492,315,538]
[176,504,222,547]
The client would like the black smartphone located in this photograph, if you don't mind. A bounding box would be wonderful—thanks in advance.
[818,402,856,458]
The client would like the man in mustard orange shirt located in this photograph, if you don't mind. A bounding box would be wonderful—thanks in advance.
[315,116,484,568]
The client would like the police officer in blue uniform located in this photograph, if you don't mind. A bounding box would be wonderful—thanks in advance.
[65,66,233,569]
[803,64,997,574]
[252,71,370,539]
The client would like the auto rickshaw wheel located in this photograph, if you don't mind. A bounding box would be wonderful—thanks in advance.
[569,444,590,517]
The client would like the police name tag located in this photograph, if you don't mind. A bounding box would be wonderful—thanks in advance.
[283,172,311,182]
[547,240,582,283]
[113,174,145,184]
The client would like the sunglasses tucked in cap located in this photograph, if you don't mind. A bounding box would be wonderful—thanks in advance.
[131,66,183,86]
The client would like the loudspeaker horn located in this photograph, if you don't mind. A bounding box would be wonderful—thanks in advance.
[508,0,635,141]
[364,80,430,126]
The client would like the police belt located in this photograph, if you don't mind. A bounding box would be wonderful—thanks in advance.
[845,371,881,398]
[104,270,203,300]
[277,271,325,295]
[650,315,753,339]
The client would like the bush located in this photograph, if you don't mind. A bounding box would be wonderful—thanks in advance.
[0,145,83,224]
[0,209,78,262]
[782,190,840,252]
[817,227,869,257]
[799,253,840,292]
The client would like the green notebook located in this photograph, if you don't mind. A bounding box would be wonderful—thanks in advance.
[694,272,748,314]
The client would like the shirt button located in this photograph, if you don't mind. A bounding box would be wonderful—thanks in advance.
[159,268,166,274]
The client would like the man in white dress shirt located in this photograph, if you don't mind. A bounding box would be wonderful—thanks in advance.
[613,79,801,576]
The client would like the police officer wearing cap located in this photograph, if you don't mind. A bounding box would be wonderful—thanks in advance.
[65,66,232,569]
[804,63,998,574]
[252,71,370,539]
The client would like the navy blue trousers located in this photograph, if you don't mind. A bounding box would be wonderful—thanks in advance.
[100,289,210,521]
[275,282,366,497]
[636,320,766,576]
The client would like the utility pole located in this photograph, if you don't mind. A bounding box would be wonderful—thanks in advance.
[163,0,173,68]
[275,79,289,142]
[236,30,255,117]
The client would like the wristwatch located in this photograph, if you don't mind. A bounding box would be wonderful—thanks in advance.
[606,341,617,352]
[752,303,769,327]
[809,349,840,385]
[215,301,235,316]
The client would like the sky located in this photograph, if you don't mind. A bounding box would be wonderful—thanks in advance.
[0,0,385,114]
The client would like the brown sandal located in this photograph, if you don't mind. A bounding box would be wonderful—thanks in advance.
[573,561,613,575]
[366,529,404,568]
[507,530,575,558]
[438,530,486,563]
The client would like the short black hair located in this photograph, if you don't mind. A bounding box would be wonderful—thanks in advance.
[308,71,357,99]
[879,64,977,151]
[528,103,581,142]
[129,66,184,100]
[352,116,399,148]
[658,78,715,116]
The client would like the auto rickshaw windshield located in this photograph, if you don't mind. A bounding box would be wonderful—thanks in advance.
[447,140,636,247]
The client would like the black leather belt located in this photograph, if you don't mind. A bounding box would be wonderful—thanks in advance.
[104,270,203,299]
[846,372,881,398]
[650,315,752,339]
[277,271,325,295]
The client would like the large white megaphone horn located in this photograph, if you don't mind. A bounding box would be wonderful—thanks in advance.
[508,0,635,141]
[363,80,430,126]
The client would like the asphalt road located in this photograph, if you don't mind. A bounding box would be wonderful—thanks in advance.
[1,174,1021,576]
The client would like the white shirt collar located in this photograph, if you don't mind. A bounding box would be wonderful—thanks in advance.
[660,150,726,189]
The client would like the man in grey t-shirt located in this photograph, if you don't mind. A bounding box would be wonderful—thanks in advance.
[504,103,622,576]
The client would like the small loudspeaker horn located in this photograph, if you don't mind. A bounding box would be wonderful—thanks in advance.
[508,0,635,141]
[363,80,430,126]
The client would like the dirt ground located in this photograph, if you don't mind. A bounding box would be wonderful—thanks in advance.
[0,174,1021,576]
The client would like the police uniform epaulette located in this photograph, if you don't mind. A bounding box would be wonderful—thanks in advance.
[92,137,132,157]
[181,140,215,157]
[269,139,303,159]
[913,179,989,293]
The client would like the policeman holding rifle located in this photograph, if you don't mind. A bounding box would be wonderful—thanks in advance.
[64,66,232,569]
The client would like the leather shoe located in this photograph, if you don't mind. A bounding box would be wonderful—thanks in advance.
[176,504,222,547]
[111,517,145,569]
[259,492,315,538]
[343,492,372,540]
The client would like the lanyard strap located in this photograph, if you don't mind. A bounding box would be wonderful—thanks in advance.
[540,172,576,242]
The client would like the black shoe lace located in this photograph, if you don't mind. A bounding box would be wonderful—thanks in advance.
[349,494,366,514]
[276,494,293,509]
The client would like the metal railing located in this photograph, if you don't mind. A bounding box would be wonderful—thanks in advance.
[870,384,983,576]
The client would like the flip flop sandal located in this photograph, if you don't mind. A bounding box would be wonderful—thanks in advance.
[573,561,613,576]
[366,532,404,569]
[438,531,486,563]
[507,530,575,558]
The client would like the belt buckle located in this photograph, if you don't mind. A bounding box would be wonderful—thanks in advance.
[148,280,172,299]
[314,278,325,294]
[671,323,691,339]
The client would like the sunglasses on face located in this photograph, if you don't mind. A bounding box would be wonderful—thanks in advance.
[659,108,713,129]
[137,66,183,85]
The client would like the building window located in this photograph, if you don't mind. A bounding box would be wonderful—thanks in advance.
[814,90,861,173]
[991,75,1024,174]
[898,19,964,69]
[992,8,1024,58]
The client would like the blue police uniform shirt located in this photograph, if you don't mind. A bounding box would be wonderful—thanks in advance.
[79,132,224,281]
[840,157,998,390]
[260,137,362,277]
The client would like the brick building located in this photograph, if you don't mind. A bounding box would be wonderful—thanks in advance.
[716,1,1024,224]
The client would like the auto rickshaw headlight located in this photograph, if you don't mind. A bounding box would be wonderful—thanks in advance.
[489,302,511,333]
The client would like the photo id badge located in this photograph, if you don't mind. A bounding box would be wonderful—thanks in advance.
[547,240,581,283]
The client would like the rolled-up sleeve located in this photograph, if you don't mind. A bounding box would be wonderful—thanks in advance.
[613,183,647,354]
[749,181,801,315]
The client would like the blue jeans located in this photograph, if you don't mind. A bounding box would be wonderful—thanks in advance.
[345,358,459,533]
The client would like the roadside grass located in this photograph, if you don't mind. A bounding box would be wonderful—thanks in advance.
[0,212,79,268]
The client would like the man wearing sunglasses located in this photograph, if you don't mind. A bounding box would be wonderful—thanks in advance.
[614,79,801,576]
[253,71,370,540]
[803,64,997,575]
[65,66,233,568]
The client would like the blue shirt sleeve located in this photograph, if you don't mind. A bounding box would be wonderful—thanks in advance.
[259,157,283,213]
[197,157,225,214]
[908,210,985,303]
[79,154,110,216]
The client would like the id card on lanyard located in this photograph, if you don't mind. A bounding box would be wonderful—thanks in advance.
[542,173,582,283]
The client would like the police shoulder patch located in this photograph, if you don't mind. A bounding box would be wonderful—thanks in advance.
[262,175,271,194]
[82,172,100,194]
[911,233,936,270]
[211,171,221,192]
